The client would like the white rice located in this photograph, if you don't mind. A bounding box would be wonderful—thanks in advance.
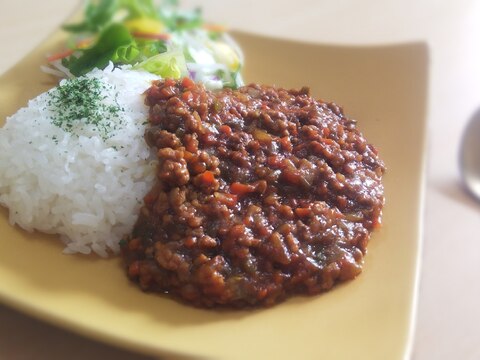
[0,65,160,257]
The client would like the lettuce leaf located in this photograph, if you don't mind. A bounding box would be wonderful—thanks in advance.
[63,0,158,34]
[63,0,118,33]
[133,49,187,78]
[63,23,134,76]
[120,0,158,19]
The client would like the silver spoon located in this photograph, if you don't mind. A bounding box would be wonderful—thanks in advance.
[460,108,480,201]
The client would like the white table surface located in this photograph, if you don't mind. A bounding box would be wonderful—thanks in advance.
[1,0,479,359]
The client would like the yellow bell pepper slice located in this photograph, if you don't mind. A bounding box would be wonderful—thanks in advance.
[124,17,165,34]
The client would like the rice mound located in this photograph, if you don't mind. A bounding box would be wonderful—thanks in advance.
[0,65,159,257]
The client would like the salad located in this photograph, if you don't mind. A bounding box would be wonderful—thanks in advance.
[42,0,244,89]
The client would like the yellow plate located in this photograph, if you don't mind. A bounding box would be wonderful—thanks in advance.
[0,27,428,359]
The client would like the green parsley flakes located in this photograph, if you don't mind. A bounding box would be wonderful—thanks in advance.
[47,76,124,141]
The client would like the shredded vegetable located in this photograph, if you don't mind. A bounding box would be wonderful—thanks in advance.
[44,0,244,89]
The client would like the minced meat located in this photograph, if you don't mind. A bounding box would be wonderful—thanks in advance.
[121,77,385,308]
